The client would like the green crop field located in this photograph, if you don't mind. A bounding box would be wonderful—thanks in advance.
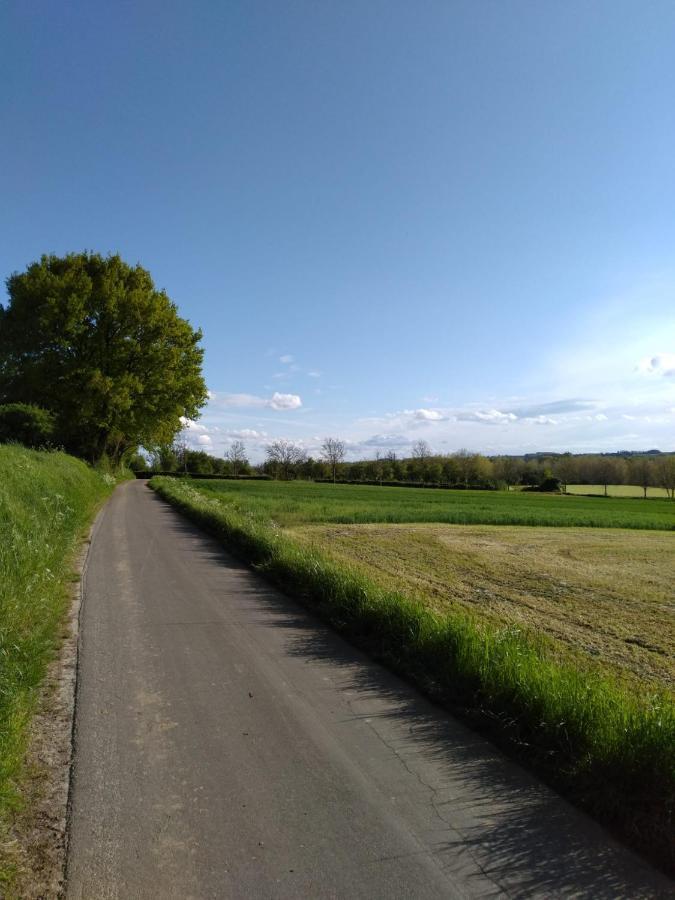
[194,478,675,530]
[567,483,670,498]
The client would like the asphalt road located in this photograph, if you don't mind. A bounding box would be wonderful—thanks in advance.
[66,480,671,899]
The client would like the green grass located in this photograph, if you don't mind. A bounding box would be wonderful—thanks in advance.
[567,483,670,499]
[195,478,675,530]
[0,445,117,886]
[151,476,675,874]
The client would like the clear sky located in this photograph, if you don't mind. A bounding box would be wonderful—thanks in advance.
[2,0,674,460]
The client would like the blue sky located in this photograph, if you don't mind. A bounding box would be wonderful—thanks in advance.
[2,0,674,460]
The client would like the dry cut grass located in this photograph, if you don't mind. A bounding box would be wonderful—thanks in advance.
[292,523,675,692]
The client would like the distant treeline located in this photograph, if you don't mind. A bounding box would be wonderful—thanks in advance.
[136,444,675,498]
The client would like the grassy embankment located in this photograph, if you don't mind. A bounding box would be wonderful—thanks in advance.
[151,476,675,872]
[0,445,117,886]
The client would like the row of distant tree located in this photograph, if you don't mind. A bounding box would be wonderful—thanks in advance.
[138,437,675,497]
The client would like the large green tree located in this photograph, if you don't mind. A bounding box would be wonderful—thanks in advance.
[0,252,207,461]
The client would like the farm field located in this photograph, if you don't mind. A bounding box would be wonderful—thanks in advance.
[196,478,675,530]
[291,523,675,691]
[567,483,671,498]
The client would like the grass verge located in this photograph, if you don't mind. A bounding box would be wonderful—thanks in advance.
[151,476,675,874]
[0,445,121,889]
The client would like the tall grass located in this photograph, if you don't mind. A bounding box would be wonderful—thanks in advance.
[151,476,675,873]
[0,445,116,883]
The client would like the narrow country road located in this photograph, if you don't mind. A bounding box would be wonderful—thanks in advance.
[66,481,671,899]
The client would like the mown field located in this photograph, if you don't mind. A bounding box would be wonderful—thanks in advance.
[292,523,675,691]
[0,446,116,888]
[567,483,670,498]
[151,476,675,871]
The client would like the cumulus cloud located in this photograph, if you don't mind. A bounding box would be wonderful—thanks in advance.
[197,434,212,445]
[226,429,267,440]
[527,415,557,425]
[268,392,302,410]
[211,391,302,411]
[279,354,294,364]
[179,416,211,432]
[457,409,517,424]
[637,353,675,377]
[412,408,447,422]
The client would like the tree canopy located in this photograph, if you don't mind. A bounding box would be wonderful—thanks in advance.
[0,403,55,447]
[0,253,207,461]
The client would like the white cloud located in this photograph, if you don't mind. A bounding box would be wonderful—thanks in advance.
[179,416,210,432]
[526,415,557,426]
[268,392,302,410]
[413,408,446,422]
[636,353,675,377]
[226,428,267,440]
[279,354,294,364]
[211,391,302,411]
[197,434,212,445]
[308,370,321,378]
[458,409,518,424]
